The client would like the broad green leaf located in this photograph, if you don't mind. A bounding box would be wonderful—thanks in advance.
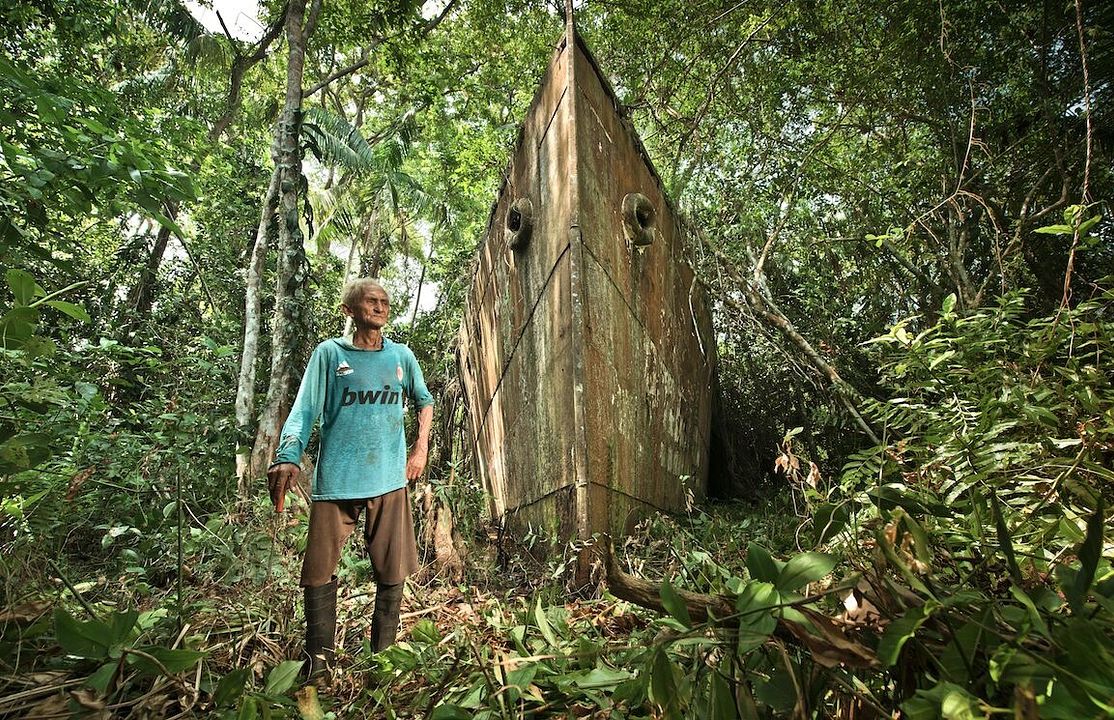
[573,666,633,690]
[505,663,537,690]
[1070,499,1105,610]
[1033,224,1073,235]
[264,659,304,696]
[903,681,980,720]
[648,649,683,719]
[129,647,205,674]
[1009,586,1050,638]
[0,306,38,348]
[5,269,42,305]
[54,608,112,659]
[214,667,250,707]
[746,543,780,582]
[877,602,939,667]
[85,662,117,693]
[430,705,473,720]
[776,552,836,591]
[708,670,736,720]
[533,598,559,647]
[236,696,259,720]
[990,494,1021,585]
[814,502,852,544]
[754,663,798,713]
[660,578,691,627]
[735,581,778,653]
[45,300,90,322]
[109,610,139,648]
[410,618,441,644]
[940,685,981,720]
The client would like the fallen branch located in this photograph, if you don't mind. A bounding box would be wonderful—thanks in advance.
[601,542,879,669]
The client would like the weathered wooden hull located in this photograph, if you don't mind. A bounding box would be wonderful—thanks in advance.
[458,29,715,564]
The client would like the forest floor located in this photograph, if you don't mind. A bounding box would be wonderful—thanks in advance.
[0,492,799,719]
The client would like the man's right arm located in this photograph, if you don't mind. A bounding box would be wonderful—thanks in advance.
[266,343,329,508]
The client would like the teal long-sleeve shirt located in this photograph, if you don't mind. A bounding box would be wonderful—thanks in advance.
[272,337,434,500]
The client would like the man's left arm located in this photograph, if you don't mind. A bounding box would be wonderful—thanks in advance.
[406,404,433,481]
[405,349,435,481]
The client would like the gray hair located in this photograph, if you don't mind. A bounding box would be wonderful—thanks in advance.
[341,278,387,307]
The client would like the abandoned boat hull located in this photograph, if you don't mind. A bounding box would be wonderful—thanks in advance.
[458,28,715,558]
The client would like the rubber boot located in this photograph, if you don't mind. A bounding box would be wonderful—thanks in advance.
[304,579,337,682]
[370,581,404,652]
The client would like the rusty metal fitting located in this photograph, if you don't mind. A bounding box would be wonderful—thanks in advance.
[622,192,657,247]
[506,197,534,249]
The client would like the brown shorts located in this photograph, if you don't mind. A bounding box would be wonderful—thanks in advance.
[300,487,419,587]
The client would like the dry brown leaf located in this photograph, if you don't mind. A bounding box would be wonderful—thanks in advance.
[806,462,821,488]
[24,692,70,719]
[69,688,106,712]
[0,600,51,624]
[65,467,97,502]
[295,685,325,720]
[1013,684,1039,720]
[781,610,879,669]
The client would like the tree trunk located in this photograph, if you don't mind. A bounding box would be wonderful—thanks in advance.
[126,201,179,319]
[419,377,465,581]
[245,0,323,488]
[235,164,281,494]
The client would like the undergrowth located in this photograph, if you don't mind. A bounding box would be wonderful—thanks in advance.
[2,277,1113,719]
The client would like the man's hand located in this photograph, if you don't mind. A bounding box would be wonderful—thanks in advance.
[406,446,428,482]
[406,404,434,483]
[266,462,300,511]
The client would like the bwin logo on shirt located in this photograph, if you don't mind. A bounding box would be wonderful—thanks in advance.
[341,385,401,406]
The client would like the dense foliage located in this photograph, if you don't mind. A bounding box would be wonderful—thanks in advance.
[1,0,1110,717]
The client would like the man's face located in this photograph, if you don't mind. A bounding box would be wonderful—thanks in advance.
[343,286,391,330]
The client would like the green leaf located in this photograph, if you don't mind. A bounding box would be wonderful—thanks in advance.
[734,581,778,653]
[0,305,38,349]
[1033,224,1073,235]
[941,293,956,314]
[877,602,938,667]
[5,269,43,305]
[505,663,537,691]
[533,598,560,646]
[776,552,835,591]
[1077,213,1101,235]
[573,666,634,690]
[1070,499,1105,610]
[813,502,851,544]
[754,662,798,713]
[236,696,259,720]
[214,667,250,708]
[990,494,1021,585]
[44,300,90,322]
[410,618,441,644]
[264,659,304,696]
[129,647,205,674]
[54,607,112,659]
[430,705,473,720]
[648,649,683,718]
[85,662,118,693]
[660,579,692,627]
[940,685,981,720]
[1009,586,1050,638]
[746,543,780,582]
[708,670,736,720]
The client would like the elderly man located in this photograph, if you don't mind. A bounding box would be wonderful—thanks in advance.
[266,278,434,680]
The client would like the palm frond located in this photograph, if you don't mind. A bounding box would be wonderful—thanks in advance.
[302,107,378,173]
